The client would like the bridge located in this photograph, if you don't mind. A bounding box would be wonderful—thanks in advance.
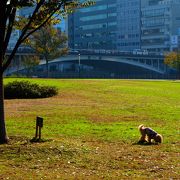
[5,49,168,78]
[56,49,166,74]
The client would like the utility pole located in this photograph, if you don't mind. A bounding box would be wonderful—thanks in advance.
[78,53,81,78]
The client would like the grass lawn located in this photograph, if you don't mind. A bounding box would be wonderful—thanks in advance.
[0,78,179,179]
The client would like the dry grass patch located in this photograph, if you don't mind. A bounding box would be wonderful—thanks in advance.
[0,137,179,179]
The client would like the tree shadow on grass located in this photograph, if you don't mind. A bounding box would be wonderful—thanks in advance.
[3,136,52,145]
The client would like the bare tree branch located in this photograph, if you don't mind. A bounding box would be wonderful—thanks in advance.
[0,1,7,72]
[21,2,63,42]
[2,0,46,72]
[3,7,17,55]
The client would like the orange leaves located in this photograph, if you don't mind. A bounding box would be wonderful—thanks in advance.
[28,24,68,60]
[165,52,177,64]
[164,51,180,69]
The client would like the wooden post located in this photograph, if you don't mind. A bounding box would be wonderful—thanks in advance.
[35,116,43,141]
[39,127,42,140]
[35,121,38,139]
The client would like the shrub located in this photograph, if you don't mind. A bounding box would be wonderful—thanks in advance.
[4,81,58,99]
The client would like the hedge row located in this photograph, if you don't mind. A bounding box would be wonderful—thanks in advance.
[4,81,58,99]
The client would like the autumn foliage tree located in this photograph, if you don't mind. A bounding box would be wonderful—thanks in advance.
[0,0,94,144]
[28,24,68,77]
[22,55,40,76]
[164,51,180,77]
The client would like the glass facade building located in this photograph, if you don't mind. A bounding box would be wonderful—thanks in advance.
[116,0,141,51]
[8,0,180,53]
[68,0,141,51]
[141,0,180,52]
[68,0,180,52]
[68,0,117,50]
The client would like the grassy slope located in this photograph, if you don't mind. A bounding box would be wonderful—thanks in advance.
[0,78,179,179]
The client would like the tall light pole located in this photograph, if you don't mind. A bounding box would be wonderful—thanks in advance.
[78,53,81,78]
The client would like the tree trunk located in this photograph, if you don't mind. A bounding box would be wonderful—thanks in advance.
[45,58,49,78]
[0,73,8,144]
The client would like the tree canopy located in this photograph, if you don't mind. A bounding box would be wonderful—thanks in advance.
[22,55,40,76]
[0,0,94,73]
[165,51,180,71]
[0,0,94,144]
[28,24,68,77]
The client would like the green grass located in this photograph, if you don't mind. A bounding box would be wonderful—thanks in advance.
[1,78,180,179]
[4,78,180,142]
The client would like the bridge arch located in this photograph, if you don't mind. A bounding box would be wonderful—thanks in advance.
[5,53,167,78]
[52,54,165,74]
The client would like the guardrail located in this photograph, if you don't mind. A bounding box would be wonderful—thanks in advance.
[69,49,164,58]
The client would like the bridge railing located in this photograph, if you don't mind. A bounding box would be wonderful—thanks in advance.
[69,49,164,58]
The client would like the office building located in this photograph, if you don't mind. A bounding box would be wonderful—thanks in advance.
[141,0,180,52]
[8,0,180,53]
[68,0,117,50]
[116,0,141,51]
[69,0,180,53]
[68,0,141,51]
